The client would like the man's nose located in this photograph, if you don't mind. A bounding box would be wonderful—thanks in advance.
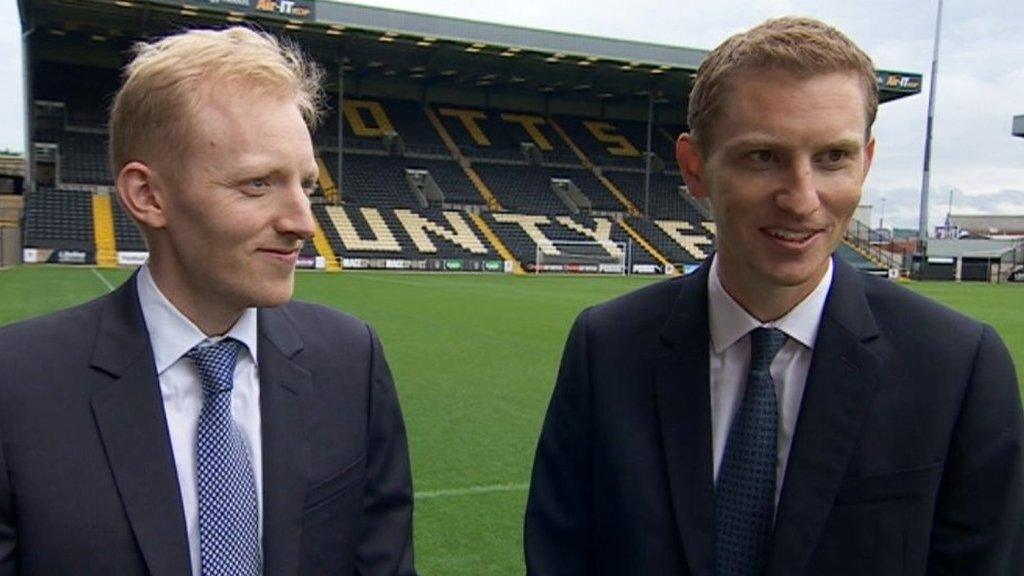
[775,157,821,218]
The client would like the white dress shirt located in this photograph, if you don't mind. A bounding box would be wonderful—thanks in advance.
[707,255,833,504]
[136,265,263,576]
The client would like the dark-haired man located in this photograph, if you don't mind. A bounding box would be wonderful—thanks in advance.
[526,17,1022,575]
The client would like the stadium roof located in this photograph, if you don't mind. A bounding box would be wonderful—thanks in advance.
[0,156,24,178]
[925,238,1021,259]
[17,0,922,111]
[1014,115,1024,138]
[315,1,708,69]
[950,214,1024,236]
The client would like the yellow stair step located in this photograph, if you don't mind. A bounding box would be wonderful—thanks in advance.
[548,117,640,216]
[470,212,523,275]
[424,107,503,210]
[619,219,677,275]
[91,193,118,269]
[316,155,341,204]
[312,218,342,272]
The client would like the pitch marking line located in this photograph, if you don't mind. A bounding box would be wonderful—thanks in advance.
[415,482,529,500]
[91,267,116,292]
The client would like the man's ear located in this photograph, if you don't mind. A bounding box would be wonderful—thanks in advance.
[863,135,876,176]
[116,161,168,230]
[676,134,709,199]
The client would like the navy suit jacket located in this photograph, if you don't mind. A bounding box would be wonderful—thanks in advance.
[0,275,416,575]
[525,257,1024,575]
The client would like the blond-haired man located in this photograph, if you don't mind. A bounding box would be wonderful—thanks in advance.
[0,28,416,575]
[525,17,1022,575]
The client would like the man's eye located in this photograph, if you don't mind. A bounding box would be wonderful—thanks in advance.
[240,178,272,195]
[748,150,776,164]
[818,150,851,167]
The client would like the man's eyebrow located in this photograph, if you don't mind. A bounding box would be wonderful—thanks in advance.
[220,157,273,177]
[720,135,866,151]
[719,135,786,151]
[821,138,865,150]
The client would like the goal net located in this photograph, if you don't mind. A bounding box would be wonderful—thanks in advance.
[534,239,628,275]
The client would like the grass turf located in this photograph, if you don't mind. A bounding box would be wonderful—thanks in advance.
[0,266,1021,575]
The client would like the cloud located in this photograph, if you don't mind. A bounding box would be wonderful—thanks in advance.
[0,2,23,152]
[861,186,1024,229]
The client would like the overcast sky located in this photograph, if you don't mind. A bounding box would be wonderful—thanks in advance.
[3,0,1023,229]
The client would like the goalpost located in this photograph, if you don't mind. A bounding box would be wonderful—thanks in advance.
[534,239,630,275]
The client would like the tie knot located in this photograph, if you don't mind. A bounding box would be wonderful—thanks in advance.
[186,338,242,396]
[749,327,787,374]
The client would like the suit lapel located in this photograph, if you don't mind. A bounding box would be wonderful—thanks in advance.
[89,275,193,576]
[769,259,882,576]
[653,262,716,576]
[258,306,312,576]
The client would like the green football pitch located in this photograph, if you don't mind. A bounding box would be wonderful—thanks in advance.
[0,266,1021,575]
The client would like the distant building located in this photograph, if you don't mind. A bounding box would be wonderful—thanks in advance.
[947,214,1024,239]
[915,238,1022,282]
[0,155,24,195]
[916,214,1024,282]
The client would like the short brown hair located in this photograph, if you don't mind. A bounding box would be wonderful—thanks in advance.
[109,26,324,174]
[687,17,877,151]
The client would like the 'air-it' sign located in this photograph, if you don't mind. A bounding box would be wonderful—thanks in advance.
[875,72,922,92]
[191,0,316,20]
[254,0,313,18]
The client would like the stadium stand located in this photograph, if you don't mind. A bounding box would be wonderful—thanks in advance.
[481,212,658,270]
[603,169,705,220]
[412,160,487,207]
[834,243,884,273]
[314,204,498,262]
[339,154,424,208]
[552,116,650,169]
[624,216,714,268]
[323,152,485,209]
[23,188,94,252]
[16,1,920,275]
[501,113,581,166]
[435,107,524,162]
[550,166,628,213]
[473,163,568,214]
[60,133,111,186]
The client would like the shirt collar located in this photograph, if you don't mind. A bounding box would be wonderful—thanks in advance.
[707,255,833,353]
[136,264,259,375]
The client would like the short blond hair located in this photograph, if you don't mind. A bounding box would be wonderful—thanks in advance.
[687,17,877,151]
[109,26,324,174]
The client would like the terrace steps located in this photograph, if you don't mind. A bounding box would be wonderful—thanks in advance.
[548,118,640,215]
[91,193,117,268]
[470,212,523,275]
[312,218,342,272]
[619,219,675,274]
[425,108,502,210]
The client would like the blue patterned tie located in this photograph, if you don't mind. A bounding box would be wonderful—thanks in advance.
[187,339,262,576]
[715,327,788,576]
